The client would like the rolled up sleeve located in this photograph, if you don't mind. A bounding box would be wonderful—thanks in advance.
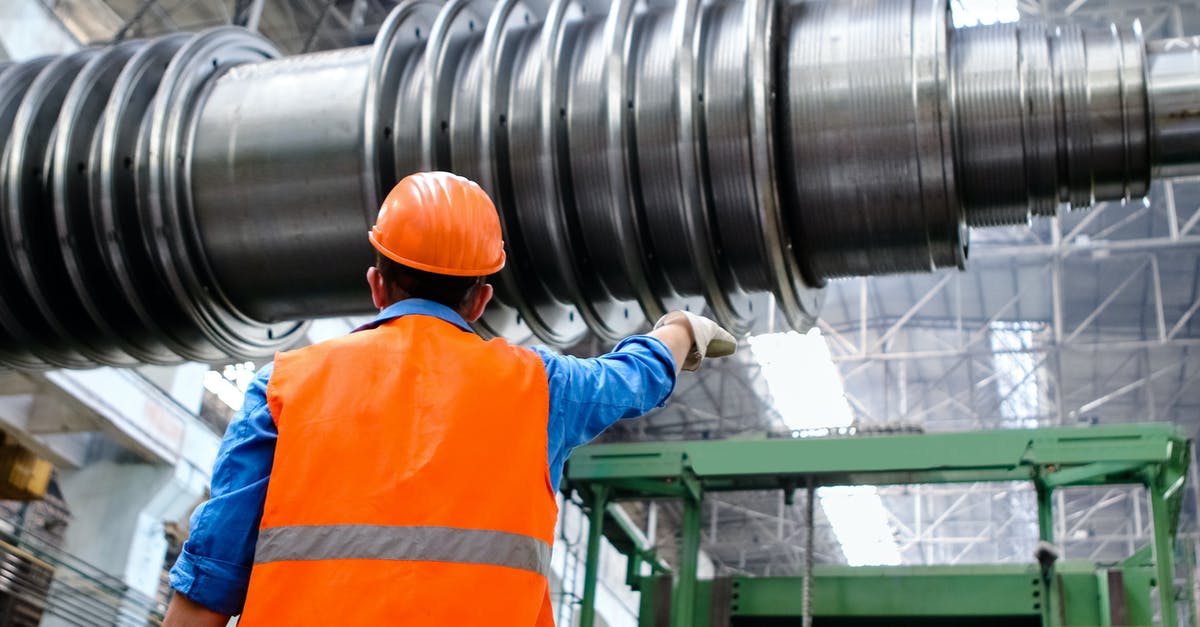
[169,363,276,616]
[534,335,677,490]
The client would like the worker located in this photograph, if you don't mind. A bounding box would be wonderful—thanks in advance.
[162,171,735,626]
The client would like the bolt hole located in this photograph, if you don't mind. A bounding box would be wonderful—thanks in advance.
[383,126,392,139]
[1033,603,1041,610]
[697,92,704,102]
[569,311,574,322]
[76,162,86,173]
[415,28,421,39]
[524,13,530,24]
[499,114,507,126]
[440,120,448,132]
[268,329,274,340]
[623,308,629,319]
[123,156,133,170]
[1032,590,1040,598]
[468,20,475,30]
[748,300,753,312]
[626,99,633,110]
[558,107,566,119]
[516,313,523,324]
[212,58,218,68]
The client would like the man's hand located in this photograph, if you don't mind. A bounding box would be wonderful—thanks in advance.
[651,311,737,372]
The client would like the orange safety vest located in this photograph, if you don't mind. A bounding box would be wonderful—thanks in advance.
[239,313,558,625]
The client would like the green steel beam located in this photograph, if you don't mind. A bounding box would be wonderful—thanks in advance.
[635,566,1158,626]
[566,424,1186,495]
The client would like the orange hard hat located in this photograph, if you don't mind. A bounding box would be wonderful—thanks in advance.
[369,171,506,276]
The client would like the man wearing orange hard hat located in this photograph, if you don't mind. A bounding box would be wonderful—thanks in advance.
[163,171,735,626]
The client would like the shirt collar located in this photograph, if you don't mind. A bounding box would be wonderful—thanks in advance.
[352,298,474,334]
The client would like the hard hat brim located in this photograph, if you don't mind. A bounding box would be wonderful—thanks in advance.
[369,230,505,277]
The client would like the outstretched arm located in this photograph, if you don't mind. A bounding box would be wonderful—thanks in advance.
[537,311,736,490]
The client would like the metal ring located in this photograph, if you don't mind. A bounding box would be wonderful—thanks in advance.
[441,0,531,343]
[2,50,102,367]
[474,0,540,343]
[749,0,820,329]
[557,0,648,341]
[599,0,667,325]
[1119,21,1151,201]
[365,0,441,210]
[145,27,308,361]
[912,0,963,270]
[94,33,221,363]
[421,0,487,171]
[53,40,176,365]
[0,59,55,369]
[498,0,588,346]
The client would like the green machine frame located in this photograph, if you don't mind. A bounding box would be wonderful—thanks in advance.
[563,424,1193,626]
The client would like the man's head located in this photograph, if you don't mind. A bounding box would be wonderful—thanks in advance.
[366,172,505,322]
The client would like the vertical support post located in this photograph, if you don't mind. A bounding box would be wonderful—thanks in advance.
[1097,570,1113,627]
[1037,482,1055,544]
[1150,479,1179,627]
[1036,481,1059,627]
[671,491,703,627]
[579,485,609,627]
[802,478,816,627]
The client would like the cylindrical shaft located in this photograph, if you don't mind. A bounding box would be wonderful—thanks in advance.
[0,0,1196,368]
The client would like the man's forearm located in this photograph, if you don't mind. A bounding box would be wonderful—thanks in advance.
[163,592,231,627]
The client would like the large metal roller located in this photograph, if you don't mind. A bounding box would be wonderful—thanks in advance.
[0,0,1197,368]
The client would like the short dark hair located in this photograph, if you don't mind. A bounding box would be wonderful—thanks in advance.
[375,252,484,310]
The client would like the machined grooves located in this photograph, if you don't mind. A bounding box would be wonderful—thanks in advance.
[0,0,1189,368]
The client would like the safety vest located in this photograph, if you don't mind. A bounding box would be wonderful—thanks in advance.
[240,313,558,625]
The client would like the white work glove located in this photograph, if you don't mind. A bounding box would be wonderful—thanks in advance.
[653,311,737,371]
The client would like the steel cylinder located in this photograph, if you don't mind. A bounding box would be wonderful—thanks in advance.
[0,0,1197,369]
[191,48,378,322]
[1148,36,1200,178]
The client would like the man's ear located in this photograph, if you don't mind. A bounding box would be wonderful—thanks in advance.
[462,283,493,323]
[367,266,389,310]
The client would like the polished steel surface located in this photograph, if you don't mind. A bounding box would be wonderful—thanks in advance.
[1149,36,1200,178]
[0,0,1197,367]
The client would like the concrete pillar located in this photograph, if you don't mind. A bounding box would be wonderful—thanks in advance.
[43,460,208,626]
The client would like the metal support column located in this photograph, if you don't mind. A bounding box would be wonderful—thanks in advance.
[1151,479,1180,626]
[671,492,703,627]
[579,485,609,627]
[1036,480,1059,627]
[1037,481,1055,543]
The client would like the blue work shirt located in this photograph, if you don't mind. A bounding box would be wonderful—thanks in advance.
[169,298,676,616]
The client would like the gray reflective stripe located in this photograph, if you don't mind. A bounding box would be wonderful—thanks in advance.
[254,525,552,577]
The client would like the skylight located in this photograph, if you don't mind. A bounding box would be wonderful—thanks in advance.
[748,329,902,566]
